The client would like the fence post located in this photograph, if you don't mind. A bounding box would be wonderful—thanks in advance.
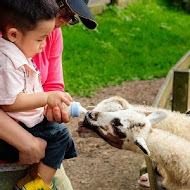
[144,156,159,190]
[172,69,190,113]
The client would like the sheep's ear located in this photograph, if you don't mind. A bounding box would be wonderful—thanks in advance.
[134,137,150,155]
[147,111,168,125]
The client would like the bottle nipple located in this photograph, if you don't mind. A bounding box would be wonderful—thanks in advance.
[71,101,87,117]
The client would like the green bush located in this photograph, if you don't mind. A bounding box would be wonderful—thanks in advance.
[165,0,190,13]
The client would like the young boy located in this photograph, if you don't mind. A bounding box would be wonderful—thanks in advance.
[0,0,77,189]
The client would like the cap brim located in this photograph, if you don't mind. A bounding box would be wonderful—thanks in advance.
[66,0,98,30]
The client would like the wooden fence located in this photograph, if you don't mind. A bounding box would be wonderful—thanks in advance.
[144,50,190,190]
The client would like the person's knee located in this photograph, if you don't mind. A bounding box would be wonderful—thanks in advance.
[56,124,71,143]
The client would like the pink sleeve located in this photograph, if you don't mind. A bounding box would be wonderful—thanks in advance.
[33,28,64,92]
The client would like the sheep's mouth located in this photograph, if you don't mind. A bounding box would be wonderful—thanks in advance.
[77,116,124,149]
[82,115,98,130]
[80,115,104,137]
[77,122,92,133]
[76,117,100,138]
[77,116,108,141]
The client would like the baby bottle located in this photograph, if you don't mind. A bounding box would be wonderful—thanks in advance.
[64,101,87,117]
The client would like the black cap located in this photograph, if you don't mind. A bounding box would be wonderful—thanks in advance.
[65,0,98,30]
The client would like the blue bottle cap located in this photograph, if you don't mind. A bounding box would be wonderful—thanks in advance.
[71,101,80,117]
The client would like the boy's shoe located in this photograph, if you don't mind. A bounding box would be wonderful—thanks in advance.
[52,178,56,190]
[22,174,53,190]
[14,174,33,190]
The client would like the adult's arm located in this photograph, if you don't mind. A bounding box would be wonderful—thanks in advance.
[0,109,47,164]
[33,28,64,92]
[34,28,71,123]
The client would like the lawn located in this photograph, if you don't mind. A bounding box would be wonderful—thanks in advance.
[61,1,190,96]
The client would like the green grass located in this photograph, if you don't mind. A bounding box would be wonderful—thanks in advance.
[61,1,190,97]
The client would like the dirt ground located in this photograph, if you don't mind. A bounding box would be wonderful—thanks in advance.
[63,78,165,190]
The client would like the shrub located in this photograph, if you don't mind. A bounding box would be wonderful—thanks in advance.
[165,0,190,13]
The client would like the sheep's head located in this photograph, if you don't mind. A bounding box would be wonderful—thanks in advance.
[79,108,167,156]
[77,96,131,138]
[92,96,132,112]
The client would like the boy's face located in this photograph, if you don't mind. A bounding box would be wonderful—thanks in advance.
[14,19,55,58]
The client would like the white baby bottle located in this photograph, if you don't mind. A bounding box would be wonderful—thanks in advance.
[64,101,87,117]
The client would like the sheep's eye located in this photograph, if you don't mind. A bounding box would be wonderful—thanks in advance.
[88,111,98,121]
[111,118,126,138]
[134,123,145,128]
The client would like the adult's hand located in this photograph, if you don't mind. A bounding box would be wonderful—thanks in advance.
[44,92,72,123]
[19,137,47,165]
[0,109,47,165]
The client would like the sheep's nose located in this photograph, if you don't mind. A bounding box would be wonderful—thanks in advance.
[88,111,93,119]
[85,111,93,118]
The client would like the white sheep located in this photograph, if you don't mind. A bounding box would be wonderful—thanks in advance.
[132,104,190,142]
[78,96,190,190]
[80,96,190,140]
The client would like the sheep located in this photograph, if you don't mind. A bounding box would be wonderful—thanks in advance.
[77,96,190,190]
[132,105,190,142]
[78,96,190,141]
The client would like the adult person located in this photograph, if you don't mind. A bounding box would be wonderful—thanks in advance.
[0,0,78,189]
[0,0,97,189]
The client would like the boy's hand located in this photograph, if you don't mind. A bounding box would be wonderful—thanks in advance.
[47,91,71,110]
[45,92,72,123]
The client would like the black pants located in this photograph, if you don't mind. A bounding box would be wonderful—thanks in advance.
[0,118,77,169]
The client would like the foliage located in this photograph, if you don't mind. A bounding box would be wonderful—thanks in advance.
[161,0,190,13]
[61,2,190,97]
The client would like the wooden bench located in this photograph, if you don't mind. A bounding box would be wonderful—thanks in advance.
[0,161,29,190]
